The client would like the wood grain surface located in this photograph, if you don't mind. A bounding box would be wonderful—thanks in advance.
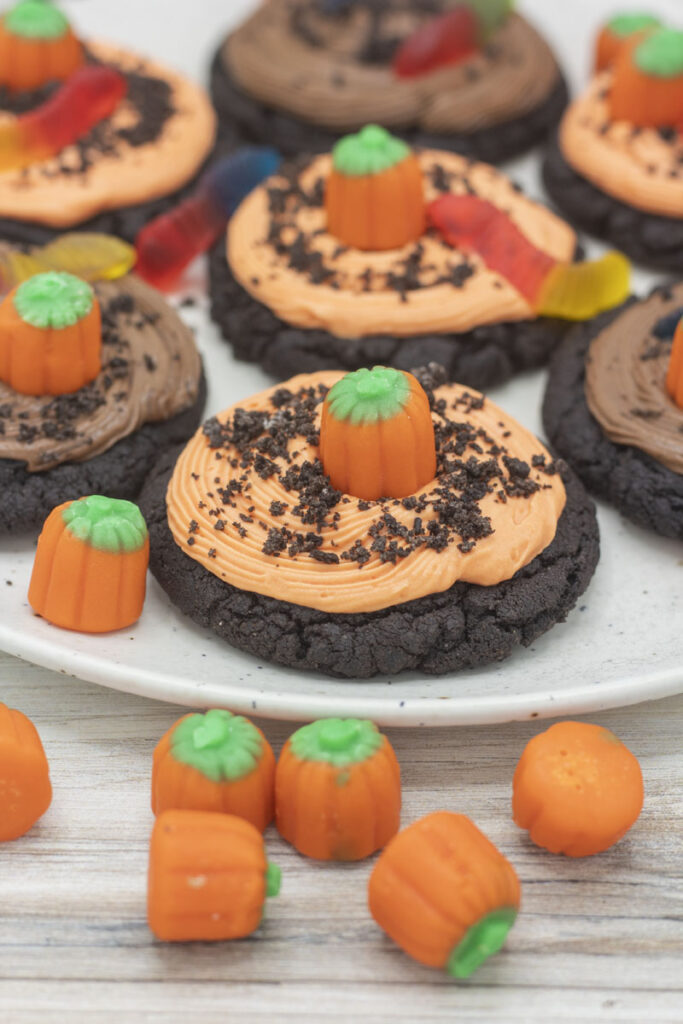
[0,651,681,1023]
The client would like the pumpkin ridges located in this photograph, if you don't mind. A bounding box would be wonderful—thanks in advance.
[26,500,69,612]
[361,741,401,851]
[369,812,521,974]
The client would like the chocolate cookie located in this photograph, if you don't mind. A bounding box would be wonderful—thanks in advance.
[543,298,683,540]
[543,137,683,274]
[0,47,215,245]
[210,48,569,166]
[0,273,206,535]
[0,372,205,535]
[140,449,598,679]
[208,241,572,390]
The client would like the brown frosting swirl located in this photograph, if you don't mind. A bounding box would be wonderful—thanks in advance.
[585,284,683,475]
[166,371,566,614]
[224,1,561,134]
[0,270,201,473]
[227,150,577,339]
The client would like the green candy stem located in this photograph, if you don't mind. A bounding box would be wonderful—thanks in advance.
[635,28,683,78]
[5,0,69,39]
[465,0,514,40]
[290,717,382,767]
[171,709,264,783]
[332,125,411,177]
[447,907,517,980]
[14,272,94,330]
[326,366,411,426]
[607,12,661,38]
[265,863,282,899]
[62,495,147,554]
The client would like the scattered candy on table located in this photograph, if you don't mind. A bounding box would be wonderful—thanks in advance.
[0,64,127,174]
[152,709,275,832]
[134,147,281,292]
[428,193,631,321]
[276,718,401,861]
[28,496,150,634]
[147,809,282,942]
[0,702,52,842]
[325,126,425,251]
[512,721,644,857]
[0,271,101,396]
[0,0,83,92]
[368,812,521,979]
[319,366,437,501]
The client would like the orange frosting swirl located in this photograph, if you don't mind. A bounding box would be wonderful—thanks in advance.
[166,372,566,614]
[227,151,577,339]
[560,72,683,219]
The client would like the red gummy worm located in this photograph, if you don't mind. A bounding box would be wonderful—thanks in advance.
[19,65,127,157]
[428,194,557,305]
[393,8,479,78]
[134,195,222,292]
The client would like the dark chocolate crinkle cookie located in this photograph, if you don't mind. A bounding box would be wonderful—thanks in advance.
[543,302,683,540]
[139,450,599,680]
[543,137,683,273]
[208,242,573,390]
[209,49,569,165]
[0,372,206,535]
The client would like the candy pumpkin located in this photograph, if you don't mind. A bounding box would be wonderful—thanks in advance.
[276,717,401,861]
[147,810,281,942]
[325,125,425,251]
[0,702,52,841]
[368,812,521,978]
[0,0,83,92]
[512,721,644,857]
[319,366,436,501]
[666,316,683,410]
[0,272,101,396]
[152,709,275,831]
[28,495,149,634]
[595,13,661,71]
[609,29,683,127]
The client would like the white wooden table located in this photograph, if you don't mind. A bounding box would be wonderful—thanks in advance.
[1,650,681,1023]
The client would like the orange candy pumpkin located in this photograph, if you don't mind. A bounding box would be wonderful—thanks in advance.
[595,13,661,71]
[276,717,401,861]
[368,812,521,978]
[0,702,52,841]
[666,316,683,410]
[319,366,437,501]
[609,29,683,128]
[0,272,101,397]
[0,0,83,92]
[512,721,644,857]
[147,809,282,942]
[29,496,149,634]
[152,709,275,831]
[325,125,425,251]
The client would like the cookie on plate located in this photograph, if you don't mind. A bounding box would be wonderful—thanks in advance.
[0,0,216,245]
[543,283,683,540]
[0,242,205,535]
[140,364,600,679]
[543,16,683,272]
[209,126,631,390]
[210,0,568,164]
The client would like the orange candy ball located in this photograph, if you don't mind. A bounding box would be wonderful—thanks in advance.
[513,721,644,857]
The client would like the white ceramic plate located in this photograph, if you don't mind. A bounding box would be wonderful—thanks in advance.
[1,0,682,725]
